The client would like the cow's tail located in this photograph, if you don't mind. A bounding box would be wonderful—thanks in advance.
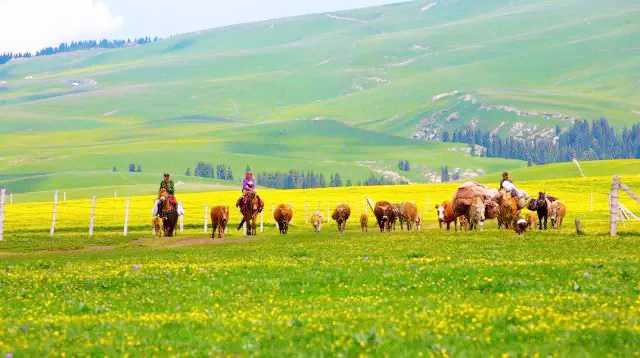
[366,197,375,212]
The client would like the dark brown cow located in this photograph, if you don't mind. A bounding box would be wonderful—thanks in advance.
[274,204,293,234]
[435,201,457,231]
[210,206,229,239]
[332,204,351,232]
[373,201,396,232]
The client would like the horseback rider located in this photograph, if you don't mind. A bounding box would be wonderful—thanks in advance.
[159,173,175,195]
[238,170,255,212]
[499,172,529,206]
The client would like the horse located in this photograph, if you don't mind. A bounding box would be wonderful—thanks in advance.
[237,191,264,236]
[332,204,351,233]
[157,188,178,237]
[274,204,293,234]
[210,206,229,239]
[529,192,551,230]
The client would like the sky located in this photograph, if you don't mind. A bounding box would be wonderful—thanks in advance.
[0,0,402,54]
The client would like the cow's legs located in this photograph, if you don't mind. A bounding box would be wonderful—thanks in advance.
[212,224,217,239]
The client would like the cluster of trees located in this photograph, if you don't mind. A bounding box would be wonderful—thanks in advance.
[0,37,158,65]
[255,170,352,189]
[189,162,233,180]
[441,118,640,164]
[128,164,142,172]
[397,160,411,172]
[363,175,404,186]
[439,166,461,182]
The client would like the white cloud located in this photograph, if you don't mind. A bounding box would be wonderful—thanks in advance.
[0,0,123,54]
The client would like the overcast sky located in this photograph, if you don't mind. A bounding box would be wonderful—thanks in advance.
[0,0,402,54]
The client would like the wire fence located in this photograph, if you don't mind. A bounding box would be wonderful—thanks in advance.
[1,180,639,241]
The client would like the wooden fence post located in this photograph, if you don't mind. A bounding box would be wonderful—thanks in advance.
[89,196,96,237]
[114,191,117,198]
[204,205,208,233]
[63,192,67,201]
[179,215,184,234]
[260,211,264,232]
[610,176,620,237]
[49,190,58,237]
[0,189,5,241]
[123,197,130,236]
[9,193,12,205]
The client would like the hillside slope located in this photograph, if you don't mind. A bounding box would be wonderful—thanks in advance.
[1,0,639,192]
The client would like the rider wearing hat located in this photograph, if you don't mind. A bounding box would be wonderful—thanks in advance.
[160,173,175,195]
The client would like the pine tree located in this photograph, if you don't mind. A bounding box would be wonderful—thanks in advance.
[136,165,142,172]
[185,168,191,176]
[112,166,117,172]
[128,164,135,172]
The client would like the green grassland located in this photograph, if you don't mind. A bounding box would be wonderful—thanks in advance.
[1,0,640,194]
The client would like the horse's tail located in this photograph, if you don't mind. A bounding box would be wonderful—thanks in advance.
[237,217,246,230]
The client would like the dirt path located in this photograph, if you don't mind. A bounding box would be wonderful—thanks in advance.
[0,236,255,257]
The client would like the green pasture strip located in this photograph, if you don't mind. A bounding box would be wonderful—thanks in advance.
[0,231,639,355]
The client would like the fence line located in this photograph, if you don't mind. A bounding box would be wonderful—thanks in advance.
[0,189,5,241]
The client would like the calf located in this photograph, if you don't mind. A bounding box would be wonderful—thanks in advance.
[210,206,229,239]
[435,201,457,231]
[332,204,351,232]
[458,215,469,231]
[360,213,368,232]
[274,204,293,234]
[526,212,538,230]
[549,200,566,229]
[515,217,528,236]
[310,211,324,232]
[469,196,486,231]
[152,215,164,238]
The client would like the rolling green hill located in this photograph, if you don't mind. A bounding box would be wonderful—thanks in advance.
[1,0,639,193]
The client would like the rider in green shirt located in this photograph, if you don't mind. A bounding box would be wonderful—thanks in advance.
[159,173,175,195]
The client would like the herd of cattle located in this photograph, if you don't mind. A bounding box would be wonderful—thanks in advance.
[155,182,567,239]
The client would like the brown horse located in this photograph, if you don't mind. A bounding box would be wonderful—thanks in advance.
[237,191,264,236]
[210,206,229,239]
[157,188,178,237]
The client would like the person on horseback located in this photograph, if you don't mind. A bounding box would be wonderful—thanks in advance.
[499,172,529,207]
[159,173,175,195]
[237,170,255,213]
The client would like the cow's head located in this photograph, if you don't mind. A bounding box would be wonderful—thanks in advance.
[436,204,445,221]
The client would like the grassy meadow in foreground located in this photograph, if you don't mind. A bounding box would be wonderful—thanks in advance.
[1,176,640,356]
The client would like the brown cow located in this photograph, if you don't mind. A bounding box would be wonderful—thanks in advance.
[458,215,469,231]
[310,211,324,232]
[496,189,520,229]
[549,201,566,229]
[435,201,457,231]
[274,204,293,234]
[332,204,351,232]
[396,201,419,230]
[210,206,229,239]
[152,216,164,238]
[469,196,486,230]
[373,201,395,232]
[415,214,423,231]
[526,212,538,230]
[360,213,368,232]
